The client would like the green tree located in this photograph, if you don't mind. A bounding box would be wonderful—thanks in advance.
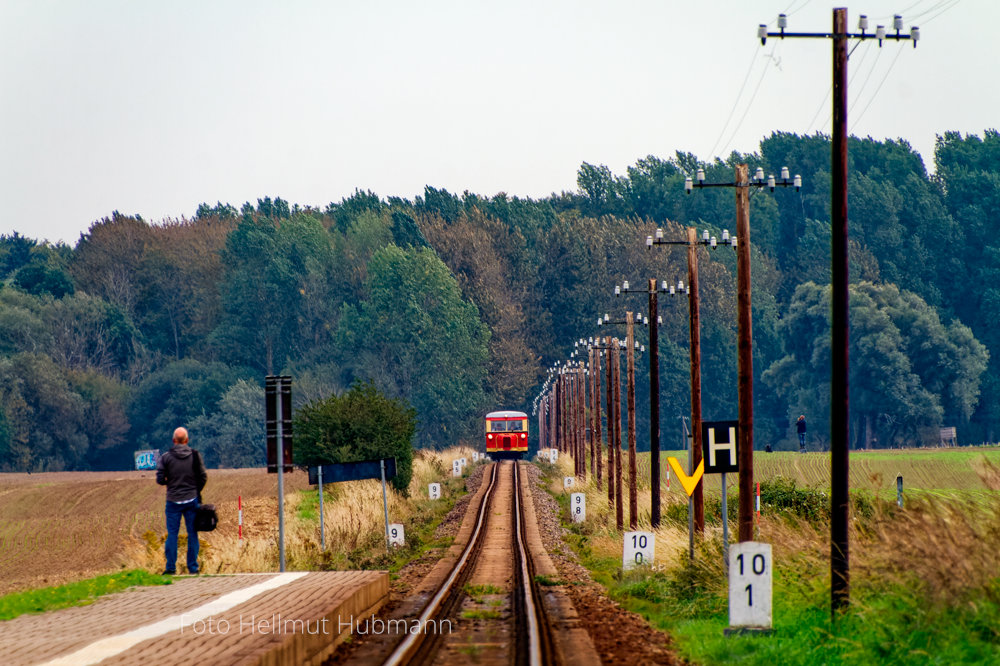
[128,359,248,450]
[336,246,490,447]
[294,380,416,493]
[188,379,264,468]
[0,353,89,471]
[764,281,987,449]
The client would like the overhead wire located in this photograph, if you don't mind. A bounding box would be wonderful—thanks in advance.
[850,46,905,131]
[919,0,961,24]
[706,43,762,161]
[717,41,781,160]
[848,45,885,116]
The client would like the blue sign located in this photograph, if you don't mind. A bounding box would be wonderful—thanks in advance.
[134,450,158,470]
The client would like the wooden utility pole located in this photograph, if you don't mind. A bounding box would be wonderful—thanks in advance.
[736,163,755,543]
[578,364,587,479]
[606,337,615,509]
[686,227,705,534]
[594,346,603,490]
[566,368,580,476]
[830,6,850,611]
[538,394,546,452]
[626,314,638,530]
[589,349,597,482]
[613,338,623,531]
[549,382,559,449]
[648,279,661,528]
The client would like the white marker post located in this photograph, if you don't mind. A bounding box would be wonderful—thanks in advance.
[388,523,405,548]
[473,452,479,462]
[623,531,655,570]
[549,449,558,463]
[428,483,441,500]
[571,492,586,523]
[726,542,773,635]
[452,460,462,477]
[563,476,575,489]
[460,457,467,467]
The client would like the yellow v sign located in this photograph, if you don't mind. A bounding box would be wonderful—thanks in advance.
[667,457,704,497]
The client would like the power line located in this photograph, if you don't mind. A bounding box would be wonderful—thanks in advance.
[848,45,885,116]
[851,46,905,131]
[706,44,761,160]
[920,0,961,24]
[717,43,781,159]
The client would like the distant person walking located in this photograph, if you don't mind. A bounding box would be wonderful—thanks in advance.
[797,415,807,453]
[156,427,207,575]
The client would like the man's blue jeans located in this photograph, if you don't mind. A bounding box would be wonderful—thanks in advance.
[798,432,806,450]
[165,500,199,573]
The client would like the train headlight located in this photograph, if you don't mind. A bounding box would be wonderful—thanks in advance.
[521,433,527,439]
[487,434,493,440]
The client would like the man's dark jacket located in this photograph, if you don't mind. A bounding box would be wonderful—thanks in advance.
[156,444,208,503]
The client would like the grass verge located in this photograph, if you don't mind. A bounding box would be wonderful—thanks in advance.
[539,456,1000,664]
[0,569,172,621]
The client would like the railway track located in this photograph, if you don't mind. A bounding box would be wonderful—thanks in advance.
[381,460,562,665]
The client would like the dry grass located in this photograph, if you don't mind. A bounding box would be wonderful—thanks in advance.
[125,445,480,575]
[553,450,1000,608]
[0,447,479,592]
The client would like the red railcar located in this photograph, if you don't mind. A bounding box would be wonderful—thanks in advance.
[485,410,528,459]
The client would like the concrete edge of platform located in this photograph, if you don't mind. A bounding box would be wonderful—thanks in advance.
[261,572,390,666]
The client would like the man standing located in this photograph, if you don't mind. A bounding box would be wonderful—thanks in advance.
[156,427,207,575]
[796,415,807,453]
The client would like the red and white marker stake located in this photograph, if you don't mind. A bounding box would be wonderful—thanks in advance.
[238,495,243,540]
[755,482,760,521]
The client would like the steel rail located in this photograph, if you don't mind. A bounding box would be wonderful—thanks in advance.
[382,461,501,666]
[512,461,545,666]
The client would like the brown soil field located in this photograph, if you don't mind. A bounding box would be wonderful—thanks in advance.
[0,468,310,595]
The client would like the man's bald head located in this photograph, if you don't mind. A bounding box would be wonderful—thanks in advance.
[173,427,189,444]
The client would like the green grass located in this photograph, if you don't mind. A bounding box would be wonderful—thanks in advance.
[536,455,1000,664]
[560,526,1000,664]
[0,569,172,621]
[462,609,502,620]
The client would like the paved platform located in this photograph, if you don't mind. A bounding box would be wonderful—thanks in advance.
[0,571,388,666]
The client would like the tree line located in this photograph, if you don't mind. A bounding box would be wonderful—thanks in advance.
[0,129,996,471]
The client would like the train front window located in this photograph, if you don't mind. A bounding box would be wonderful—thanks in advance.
[507,419,525,432]
[490,421,507,432]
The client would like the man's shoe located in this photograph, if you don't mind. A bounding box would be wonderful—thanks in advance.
[162,570,176,575]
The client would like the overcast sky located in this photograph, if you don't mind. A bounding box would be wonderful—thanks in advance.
[1,0,991,245]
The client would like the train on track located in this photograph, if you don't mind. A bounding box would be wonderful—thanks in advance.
[484,410,528,459]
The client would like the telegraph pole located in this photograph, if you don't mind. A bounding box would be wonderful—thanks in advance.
[648,279,661,527]
[606,337,615,509]
[613,338,623,531]
[686,227,705,534]
[759,6,918,615]
[626,313,638,530]
[735,164,754,543]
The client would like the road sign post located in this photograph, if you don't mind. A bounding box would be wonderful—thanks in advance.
[703,420,739,567]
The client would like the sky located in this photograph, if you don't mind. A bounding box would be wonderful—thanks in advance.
[0,0,992,245]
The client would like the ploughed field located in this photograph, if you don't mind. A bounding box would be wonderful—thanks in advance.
[0,468,309,595]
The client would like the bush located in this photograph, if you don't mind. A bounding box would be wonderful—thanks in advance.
[294,380,416,493]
